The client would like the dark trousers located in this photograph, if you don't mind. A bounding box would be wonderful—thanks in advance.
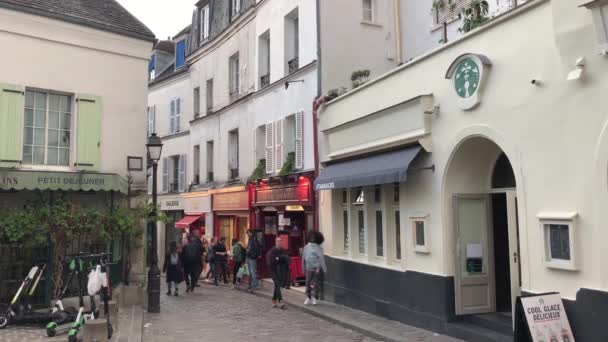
[185,264,202,290]
[205,261,215,279]
[214,260,228,284]
[271,270,282,302]
[305,269,321,299]
[232,261,243,284]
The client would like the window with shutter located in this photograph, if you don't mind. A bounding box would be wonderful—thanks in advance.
[265,123,274,174]
[175,40,186,69]
[176,98,181,132]
[274,120,284,172]
[162,158,169,193]
[200,5,210,41]
[295,111,303,169]
[178,154,186,192]
[170,100,176,134]
[75,94,101,171]
[0,83,24,167]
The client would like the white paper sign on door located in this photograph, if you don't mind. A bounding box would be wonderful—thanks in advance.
[521,294,575,342]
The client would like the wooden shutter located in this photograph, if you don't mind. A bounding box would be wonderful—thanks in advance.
[162,158,169,193]
[265,123,274,174]
[295,111,304,169]
[178,154,186,192]
[0,83,25,167]
[274,119,284,172]
[75,94,101,171]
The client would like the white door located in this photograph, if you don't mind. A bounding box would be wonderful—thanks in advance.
[454,194,496,315]
[506,190,521,314]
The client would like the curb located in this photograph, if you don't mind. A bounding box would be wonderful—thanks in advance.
[251,288,400,342]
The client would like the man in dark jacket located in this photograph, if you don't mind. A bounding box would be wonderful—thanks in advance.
[182,230,203,293]
[213,237,229,285]
[245,230,260,292]
[266,237,289,309]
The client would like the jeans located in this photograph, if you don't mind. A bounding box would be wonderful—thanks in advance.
[214,260,228,284]
[167,281,177,291]
[233,261,243,284]
[205,262,216,279]
[246,258,257,289]
[271,270,282,302]
[305,269,321,299]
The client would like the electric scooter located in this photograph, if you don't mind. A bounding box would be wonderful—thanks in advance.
[0,264,72,329]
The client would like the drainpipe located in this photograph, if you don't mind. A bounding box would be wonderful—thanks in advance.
[312,96,327,233]
[394,0,403,64]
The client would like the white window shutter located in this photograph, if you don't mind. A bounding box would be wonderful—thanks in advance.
[176,99,181,132]
[178,154,186,192]
[295,111,304,169]
[274,119,284,172]
[170,100,175,134]
[162,158,169,193]
[265,123,274,174]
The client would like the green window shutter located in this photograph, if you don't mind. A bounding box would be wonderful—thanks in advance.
[0,83,25,167]
[75,94,102,171]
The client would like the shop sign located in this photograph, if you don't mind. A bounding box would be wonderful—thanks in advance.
[160,196,183,211]
[521,294,575,342]
[183,194,211,214]
[213,191,248,211]
[0,169,127,193]
[445,53,492,110]
[254,183,310,205]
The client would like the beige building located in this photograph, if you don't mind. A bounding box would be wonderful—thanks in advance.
[0,0,154,296]
[316,0,608,340]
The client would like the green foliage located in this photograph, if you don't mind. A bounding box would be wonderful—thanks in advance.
[432,0,446,10]
[351,70,371,88]
[249,159,267,181]
[458,0,490,33]
[279,152,296,176]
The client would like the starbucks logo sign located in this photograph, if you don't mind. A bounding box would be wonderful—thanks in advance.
[445,53,491,110]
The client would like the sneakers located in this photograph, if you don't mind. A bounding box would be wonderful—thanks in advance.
[272,300,278,308]
[174,290,179,297]
[304,298,312,305]
[312,298,318,305]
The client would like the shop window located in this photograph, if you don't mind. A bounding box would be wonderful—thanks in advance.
[539,212,578,270]
[357,209,366,254]
[343,210,349,251]
[374,185,382,203]
[393,183,400,203]
[352,187,365,205]
[395,210,401,260]
[411,215,430,253]
[375,211,384,257]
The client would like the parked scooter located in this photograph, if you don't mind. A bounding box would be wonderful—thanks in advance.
[0,264,73,329]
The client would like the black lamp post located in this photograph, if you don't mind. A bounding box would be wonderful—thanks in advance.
[146,133,163,313]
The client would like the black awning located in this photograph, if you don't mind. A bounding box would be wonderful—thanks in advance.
[314,146,422,191]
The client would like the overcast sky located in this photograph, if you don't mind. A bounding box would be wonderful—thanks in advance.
[117,0,194,40]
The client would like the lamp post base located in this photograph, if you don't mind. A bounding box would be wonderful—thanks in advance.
[147,264,161,313]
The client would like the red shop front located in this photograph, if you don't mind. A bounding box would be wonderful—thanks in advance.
[212,186,251,245]
[250,173,315,283]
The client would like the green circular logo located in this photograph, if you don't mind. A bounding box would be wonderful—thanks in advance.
[454,58,480,98]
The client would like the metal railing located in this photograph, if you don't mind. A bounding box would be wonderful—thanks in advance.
[260,74,270,88]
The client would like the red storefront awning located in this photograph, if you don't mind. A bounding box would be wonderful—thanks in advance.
[175,215,203,229]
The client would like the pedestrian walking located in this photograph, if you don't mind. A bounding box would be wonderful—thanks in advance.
[182,230,204,293]
[162,241,184,296]
[302,231,327,305]
[205,237,216,281]
[231,238,245,288]
[245,229,261,292]
[266,237,290,309]
[213,237,229,285]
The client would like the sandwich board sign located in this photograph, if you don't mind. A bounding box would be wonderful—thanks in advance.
[516,293,575,342]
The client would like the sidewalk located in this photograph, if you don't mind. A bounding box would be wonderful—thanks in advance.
[254,279,462,342]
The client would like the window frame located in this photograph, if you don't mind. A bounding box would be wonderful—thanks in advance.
[362,0,375,23]
[229,53,240,99]
[23,89,73,167]
[175,39,187,70]
[200,4,210,42]
[169,97,182,134]
[411,214,430,254]
[538,212,578,271]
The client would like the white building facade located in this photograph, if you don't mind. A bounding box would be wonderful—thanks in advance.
[316,1,608,341]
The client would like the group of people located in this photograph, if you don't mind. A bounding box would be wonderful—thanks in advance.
[162,228,327,310]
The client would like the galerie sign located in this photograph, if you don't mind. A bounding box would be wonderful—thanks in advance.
[521,294,575,342]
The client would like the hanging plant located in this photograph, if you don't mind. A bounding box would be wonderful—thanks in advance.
[279,152,296,176]
[458,0,490,33]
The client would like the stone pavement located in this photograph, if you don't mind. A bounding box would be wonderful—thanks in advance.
[141,280,463,342]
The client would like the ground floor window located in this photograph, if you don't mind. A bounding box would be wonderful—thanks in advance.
[357,209,366,254]
[343,210,349,251]
[395,210,401,260]
[375,211,384,257]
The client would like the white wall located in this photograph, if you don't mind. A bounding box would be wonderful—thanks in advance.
[148,73,194,137]
[318,1,608,299]
[0,8,152,187]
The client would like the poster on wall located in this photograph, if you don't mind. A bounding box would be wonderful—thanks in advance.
[520,293,575,342]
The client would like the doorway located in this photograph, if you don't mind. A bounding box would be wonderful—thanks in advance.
[447,137,521,317]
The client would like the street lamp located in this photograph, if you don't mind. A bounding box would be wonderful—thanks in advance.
[146,133,163,313]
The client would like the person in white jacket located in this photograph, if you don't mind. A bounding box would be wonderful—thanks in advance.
[302,231,327,305]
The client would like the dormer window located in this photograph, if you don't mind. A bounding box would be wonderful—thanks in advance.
[200,4,210,42]
[175,39,186,70]
[149,54,156,80]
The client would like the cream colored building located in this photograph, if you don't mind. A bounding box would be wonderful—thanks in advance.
[0,0,154,293]
[316,0,608,340]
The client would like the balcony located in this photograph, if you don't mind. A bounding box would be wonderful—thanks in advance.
[288,57,299,74]
[230,168,239,180]
[260,74,270,88]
